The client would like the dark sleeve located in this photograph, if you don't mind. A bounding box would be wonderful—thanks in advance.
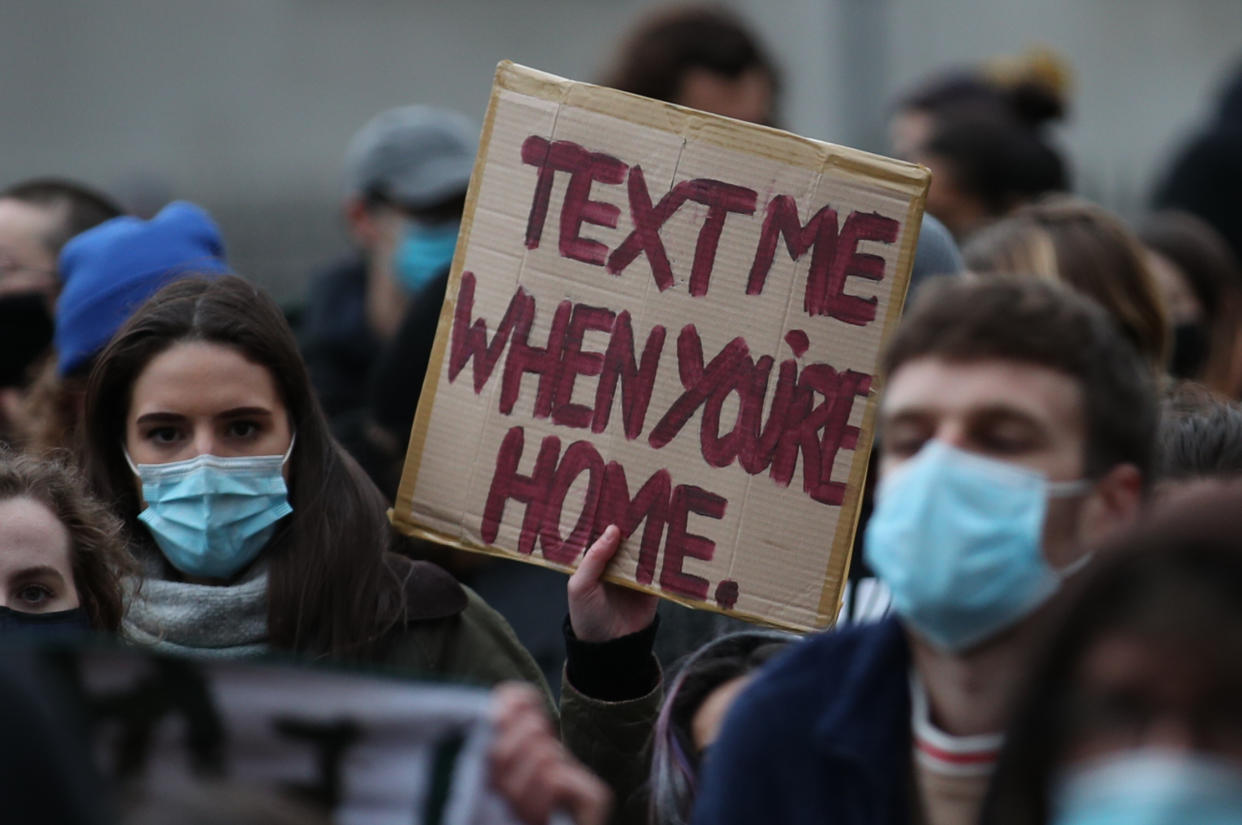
[562,615,660,701]
[559,617,663,825]
[404,587,557,721]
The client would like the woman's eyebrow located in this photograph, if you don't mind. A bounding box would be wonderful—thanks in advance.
[10,565,67,584]
[217,407,275,419]
[134,412,186,425]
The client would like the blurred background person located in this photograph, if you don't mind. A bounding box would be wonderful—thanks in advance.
[299,105,473,445]
[982,486,1242,825]
[890,49,1072,241]
[0,178,121,447]
[0,178,122,306]
[0,290,53,449]
[1154,58,1242,266]
[964,195,1170,373]
[647,631,793,825]
[1138,210,1242,392]
[889,48,1070,161]
[0,447,130,634]
[1153,381,1242,489]
[23,201,230,456]
[601,4,779,126]
[911,111,1069,241]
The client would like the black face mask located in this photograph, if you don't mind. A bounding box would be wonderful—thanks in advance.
[1170,321,1210,378]
[0,605,91,636]
[0,291,54,388]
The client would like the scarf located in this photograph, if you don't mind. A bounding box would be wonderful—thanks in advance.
[122,543,269,657]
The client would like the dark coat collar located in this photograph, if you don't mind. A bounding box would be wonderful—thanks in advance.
[385,554,468,622]
[813,617,914,776]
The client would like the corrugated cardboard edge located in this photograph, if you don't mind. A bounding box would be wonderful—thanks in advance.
[391,60,930,634]
[814,190,929,626]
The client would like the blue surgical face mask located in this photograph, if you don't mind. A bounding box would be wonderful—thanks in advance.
[393,220,459,294]
[863,440,1090,652]
[1052,748,1242,825]
[125,440,295,581]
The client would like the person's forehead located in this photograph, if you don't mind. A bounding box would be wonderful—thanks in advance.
[0,198,58,251]
[676,66,772,124]
[0,496,72,573]
[882,356,1085,429]
[129,341,282,416]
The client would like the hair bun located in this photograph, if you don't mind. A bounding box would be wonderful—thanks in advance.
[984,46,1072,127]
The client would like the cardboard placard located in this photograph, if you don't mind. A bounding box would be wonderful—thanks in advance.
[392,61,928,632]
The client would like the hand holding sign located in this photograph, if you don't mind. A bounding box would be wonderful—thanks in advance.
[568,524,660,643]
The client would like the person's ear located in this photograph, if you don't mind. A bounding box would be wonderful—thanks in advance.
[344,196,380,247]
[1077,463,1143,546]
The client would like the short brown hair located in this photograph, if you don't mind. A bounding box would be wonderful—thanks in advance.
[602,5,779,120]
[1,178,122,255]
[0,447,131,630]
[883,277,1156,478]
[964,196,1170,370]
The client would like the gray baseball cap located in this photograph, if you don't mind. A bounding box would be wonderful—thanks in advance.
[344,105,478,209]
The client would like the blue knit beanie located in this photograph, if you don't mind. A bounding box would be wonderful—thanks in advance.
[55,201,231,376]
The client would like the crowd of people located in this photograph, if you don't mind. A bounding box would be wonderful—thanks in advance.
[1,4,1241,824]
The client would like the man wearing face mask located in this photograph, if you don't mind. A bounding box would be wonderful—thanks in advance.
[692,278,1156,825]
[299,105,472,489]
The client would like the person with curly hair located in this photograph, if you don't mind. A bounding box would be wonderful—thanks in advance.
[0,446,131,632]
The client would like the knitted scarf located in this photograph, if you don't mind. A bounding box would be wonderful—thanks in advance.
[121,544,269,657]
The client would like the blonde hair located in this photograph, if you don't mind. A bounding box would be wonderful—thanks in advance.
[964,195,1170,371]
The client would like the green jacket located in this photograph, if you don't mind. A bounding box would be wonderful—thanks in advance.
[380,558,661,825]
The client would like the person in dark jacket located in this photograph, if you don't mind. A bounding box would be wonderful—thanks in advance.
[299,105,472,429]
[1154,58,1242,266]
[693,277,1156,825]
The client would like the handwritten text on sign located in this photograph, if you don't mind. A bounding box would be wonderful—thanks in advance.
[394,63,928,631]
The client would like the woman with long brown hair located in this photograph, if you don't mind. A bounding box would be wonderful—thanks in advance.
[80,273,649,824]
[83,273,546,675]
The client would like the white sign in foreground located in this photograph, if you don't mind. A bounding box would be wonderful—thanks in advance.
[62,647,515,825]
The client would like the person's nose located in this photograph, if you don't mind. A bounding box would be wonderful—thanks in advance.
[190,428,217,459]
[1144,716,1199,753]
[933,422,969,452]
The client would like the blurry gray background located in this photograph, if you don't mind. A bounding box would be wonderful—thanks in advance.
[2,0,1237,301]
